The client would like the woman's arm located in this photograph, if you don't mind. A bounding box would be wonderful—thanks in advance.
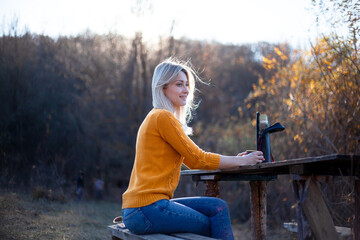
[218,151,265,169]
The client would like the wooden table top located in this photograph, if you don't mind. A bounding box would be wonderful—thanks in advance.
[181,154,360,178]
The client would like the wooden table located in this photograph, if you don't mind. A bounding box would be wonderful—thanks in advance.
[181,154,360,240]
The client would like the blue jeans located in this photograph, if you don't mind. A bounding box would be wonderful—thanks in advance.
[122,197,234,240]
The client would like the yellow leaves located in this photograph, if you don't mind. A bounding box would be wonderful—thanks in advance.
[312,38,331,57]
[281,54,288,60]
[262,56,276,70]
[293,134,303,144]
[324,60,333,70]
[309,80,315,90]
[291,64,299,72]
[274,47,282,56]
[248,34,360,157]
[259,78,265,89]
[252,119,256,127]
[269,77,276,85]
[262,56,273,65]
[252,83,257,91]
[348,80,355,89]
[284,98,293,108]
[274,47,288,60]
[262,47,289,70]
[263,47,288,70]
[313,45,320,55]
[237,106,243,118]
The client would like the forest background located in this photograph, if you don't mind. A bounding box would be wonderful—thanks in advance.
[0,0,359,232]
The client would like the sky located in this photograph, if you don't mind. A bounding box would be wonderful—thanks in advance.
[0,0,327,49]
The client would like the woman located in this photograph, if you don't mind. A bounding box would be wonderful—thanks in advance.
[121,57,264,240]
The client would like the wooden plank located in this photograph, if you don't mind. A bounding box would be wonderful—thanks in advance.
[289,164,304,175]
[300,178,338,240]
[108,225,218,240]
[185,155,346,175]
[108,225,183,240]
[196,175,218,180]
[250,180,267,240]
[193,174,277,182]
[181,154,360,177]
[171,233,219,239]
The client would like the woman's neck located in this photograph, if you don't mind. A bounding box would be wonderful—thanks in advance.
[173,107,181,120]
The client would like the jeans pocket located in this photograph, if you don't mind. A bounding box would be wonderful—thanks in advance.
[123,208,152,234]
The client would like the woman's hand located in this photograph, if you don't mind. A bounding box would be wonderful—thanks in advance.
[238,151,265,165]
[219,151,265,169]
[237,151,247,157]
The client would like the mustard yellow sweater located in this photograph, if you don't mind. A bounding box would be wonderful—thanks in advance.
[122,108,220,209]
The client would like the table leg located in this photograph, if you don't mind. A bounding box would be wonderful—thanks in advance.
[204,180,220,198]
[293,176,338,240]
[292,178,315,240]
[355,179,360,240]
[250,180,267,240]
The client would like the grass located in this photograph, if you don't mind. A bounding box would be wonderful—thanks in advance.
[0,190,297,240]
[0,191,120,240]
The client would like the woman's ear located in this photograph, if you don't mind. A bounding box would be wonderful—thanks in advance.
[162,84,168,96]
[162,87,167,97]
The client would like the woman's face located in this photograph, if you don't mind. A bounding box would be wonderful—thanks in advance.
[163,71,189,108]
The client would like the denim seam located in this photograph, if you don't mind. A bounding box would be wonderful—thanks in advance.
[139,208,153,233]
[123,208,153,234]
[123,208,141,220]
[174,200,220,217]
[155,203,209,224]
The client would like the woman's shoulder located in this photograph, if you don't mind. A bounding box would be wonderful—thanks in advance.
[150,108,173,118]
[148,108,179,124]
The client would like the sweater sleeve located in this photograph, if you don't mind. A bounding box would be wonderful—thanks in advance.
[157,110,220,170]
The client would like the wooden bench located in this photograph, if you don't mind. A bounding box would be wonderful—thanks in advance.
[108,224,220,240]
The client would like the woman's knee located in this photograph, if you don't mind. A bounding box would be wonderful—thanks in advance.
[211,197,229,212]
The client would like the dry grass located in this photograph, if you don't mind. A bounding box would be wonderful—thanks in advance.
[0,191,298,240]
[0,191,120,240]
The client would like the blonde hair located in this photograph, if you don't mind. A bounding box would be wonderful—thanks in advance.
[152,57,200,135]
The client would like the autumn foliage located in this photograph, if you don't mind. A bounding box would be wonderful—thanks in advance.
[245,0,359,159]
[0,0,358,227]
